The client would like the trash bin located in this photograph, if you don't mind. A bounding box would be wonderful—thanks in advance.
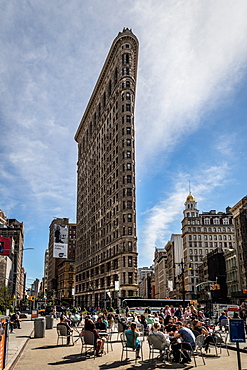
[46,315,54,329]
[34,317,45,338]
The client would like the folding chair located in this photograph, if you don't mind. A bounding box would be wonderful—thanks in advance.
[117,321,125,340]
[81,330,96,359]
[220,319,229,332]
[136,323,145,339]
[120,332,143,363]
[214,332,230,356]
[177,341,197,367]
[147,334,170,362]
[194,334,206,365]
[57,324,74,346]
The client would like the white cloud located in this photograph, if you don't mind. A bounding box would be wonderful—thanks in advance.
[138,163,230,265]
[134,0,247,171]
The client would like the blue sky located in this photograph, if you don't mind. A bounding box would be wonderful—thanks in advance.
[1,0,247,284]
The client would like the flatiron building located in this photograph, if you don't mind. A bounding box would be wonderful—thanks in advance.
[74,28,139,309]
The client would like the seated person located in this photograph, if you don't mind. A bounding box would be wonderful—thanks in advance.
[115,314,128,331]
[57,316,73,345]
[84,318,104,356]
[140,315,149,335]
[125,322,141,360]
[171,321,195,364]
[95,316,108,351]
[107,313,114,328]
[191,319,215,352]
[219,311,228,324]
[10,312,21,329]
[95,316,107,331]
[150,322,170,358]
[164,318,177,335]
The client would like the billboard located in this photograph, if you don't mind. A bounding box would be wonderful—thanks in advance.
[0,236,12,256]
[53,224,68,258]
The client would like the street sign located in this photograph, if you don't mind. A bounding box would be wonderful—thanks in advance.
[229,319,245,342]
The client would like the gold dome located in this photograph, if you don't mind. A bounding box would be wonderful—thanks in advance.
[186,194,195,202]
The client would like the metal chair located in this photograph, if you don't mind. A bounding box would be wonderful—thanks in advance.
[136,323,145,339]
[214,332,230,356]
[117,321,125,340]
[194,334,206,365]
[220,319,229,332]
[80,330,96,359]
[57,324,74,346]
[177,341,197,367]
[120,332,143,363]
[147,334,170,361]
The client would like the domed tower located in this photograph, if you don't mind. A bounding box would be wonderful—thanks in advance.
[183,193,199,219]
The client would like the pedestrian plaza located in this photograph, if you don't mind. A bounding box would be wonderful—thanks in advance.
[4,315,247,370]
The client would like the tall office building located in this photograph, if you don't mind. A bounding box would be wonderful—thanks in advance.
[181,194,235,299]
[0,213,25,306]
[74,28,139,309]
[231,196,247,297]
[47,218,76,298]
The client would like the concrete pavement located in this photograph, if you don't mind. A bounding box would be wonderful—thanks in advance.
[5,318,247,369]
[5,315,34,370]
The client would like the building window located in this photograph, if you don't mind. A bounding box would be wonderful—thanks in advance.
[127,200,132,209]
[128,272,133,284]
[126,92,131,100]
[127,214,132,222]
[126,163,131,170]
[127,188,132,196]
[128,227,132,235]
[126,151,131,158]
[126,139,131,146]
[126,104,131,111]
[128,242,132,251]
[128,257,132,267]
[126,127,131,134]
[223,218,229,225]
[127,175,131,183]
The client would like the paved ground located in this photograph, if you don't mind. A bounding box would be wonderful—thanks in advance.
[4,317,247,370]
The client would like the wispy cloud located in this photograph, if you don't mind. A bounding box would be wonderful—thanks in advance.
[138,163,230,265]
[134,0,247,170]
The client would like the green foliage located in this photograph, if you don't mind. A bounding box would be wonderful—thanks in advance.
[9,305,14,313]
[0,286,13,314]
[62,301,69,307]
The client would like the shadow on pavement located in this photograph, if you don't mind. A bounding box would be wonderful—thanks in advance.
[99,359,193,369]
[32,344,69,350]
[47,353,92,365]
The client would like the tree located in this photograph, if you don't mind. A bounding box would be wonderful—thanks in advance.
[0,286,13,314]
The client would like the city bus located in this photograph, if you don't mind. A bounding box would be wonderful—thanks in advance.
[122,298,191,312]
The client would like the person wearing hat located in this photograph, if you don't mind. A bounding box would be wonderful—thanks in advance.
[171,321,195,364]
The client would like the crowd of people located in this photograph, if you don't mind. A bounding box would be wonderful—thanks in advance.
[14,301,247,363]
